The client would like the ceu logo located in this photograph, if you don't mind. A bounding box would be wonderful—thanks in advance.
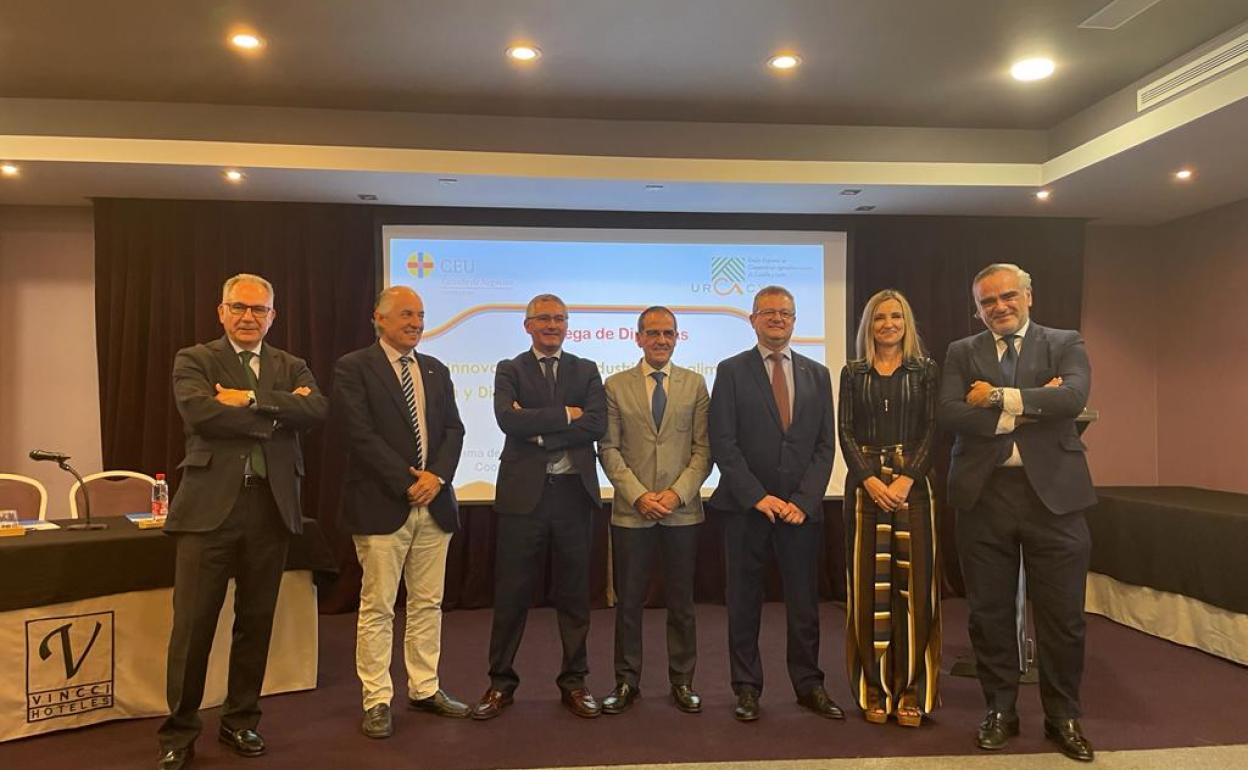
[26,611,115,723]
[406,252,435,278]
[710,256,745,295]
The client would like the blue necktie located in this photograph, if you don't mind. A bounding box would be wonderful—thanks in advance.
[399,356,424,470]
[650,371,667,430]
[1000,334,1018,386]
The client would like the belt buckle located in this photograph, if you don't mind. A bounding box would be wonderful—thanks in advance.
[243,474,264,488]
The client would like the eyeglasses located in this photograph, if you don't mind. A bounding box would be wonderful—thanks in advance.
[753,308,795,320]
[641,329,677,339]
[526,314,568,324]
[224,302,273,319]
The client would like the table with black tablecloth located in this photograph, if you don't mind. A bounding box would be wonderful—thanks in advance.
[0,516,334,742]
[1085,486,1248,663]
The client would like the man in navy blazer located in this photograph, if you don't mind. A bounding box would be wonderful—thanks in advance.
[709,285,843,723]
[938,263,1096,762]
[333,286,468,739]
[472,294,607,720]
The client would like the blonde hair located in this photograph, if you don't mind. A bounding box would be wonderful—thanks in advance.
[855,289,925,366]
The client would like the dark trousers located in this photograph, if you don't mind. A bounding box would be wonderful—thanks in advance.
[957,467,1091,719]
[611,523,699,688]
[159,483,290,750]
[723,510,823,697]
[487,475,593,694]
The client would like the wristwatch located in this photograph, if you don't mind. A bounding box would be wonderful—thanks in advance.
[246,389,257,406]
[987,387,1004,408]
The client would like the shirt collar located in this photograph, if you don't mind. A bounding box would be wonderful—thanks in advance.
[532,347,562,361]
[992,320,1030,343]
[228,338,263,357]
[757,344,791,362]
[641,359,673,378]
[378,337,414,363]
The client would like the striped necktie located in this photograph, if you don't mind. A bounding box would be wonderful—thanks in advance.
[398,355,424,469]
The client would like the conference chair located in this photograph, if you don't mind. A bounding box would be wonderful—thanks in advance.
[68,470,156,519]
[0,473,49,520]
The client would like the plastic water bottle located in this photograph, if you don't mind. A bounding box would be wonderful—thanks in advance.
[151,473,169,520]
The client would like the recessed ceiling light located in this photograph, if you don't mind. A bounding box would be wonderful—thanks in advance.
[357,193,379,201]
[767,53,801,70]
[644,184,664,191]
[1,163,19,177]
[224,169,245,183]
[1174,168,1194,181]
[506,45,541,62]
[1035,189,1051,200]
[230,33,263,50]
[855,205,876,212]
[437,177,459,185]
[840,189,862,196]
[1011,57,1055,82]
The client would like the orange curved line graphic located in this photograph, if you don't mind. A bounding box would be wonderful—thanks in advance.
[422,303,825,345]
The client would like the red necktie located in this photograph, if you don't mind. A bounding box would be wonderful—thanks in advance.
[769,352,791,431]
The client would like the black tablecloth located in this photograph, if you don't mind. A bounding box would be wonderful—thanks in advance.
[1087,486,1248,613]
[0,516,336,612]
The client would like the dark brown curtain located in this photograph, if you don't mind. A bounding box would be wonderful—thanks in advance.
[95,200,1084,611]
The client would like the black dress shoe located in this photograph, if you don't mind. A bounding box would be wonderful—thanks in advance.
[671,684,702,713]
[561,688,602,718]
[734,690,760,722]
[796,687,846,720]
[409,689,471,718]
[471,688,514,720]
[361,703,393,738]
[1045,717,1095,762]
[976,710,1020,751]
[157,746,193,770]
[601,683,640,714]
[218,726,265,757]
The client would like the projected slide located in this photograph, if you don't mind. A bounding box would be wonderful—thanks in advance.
[383,227,847,501]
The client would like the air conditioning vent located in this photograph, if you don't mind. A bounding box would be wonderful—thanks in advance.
[1137,31,1248,112]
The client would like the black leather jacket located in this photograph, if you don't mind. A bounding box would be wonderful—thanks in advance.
[838,357,938,492]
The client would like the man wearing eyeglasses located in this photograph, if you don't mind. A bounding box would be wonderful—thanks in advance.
[709,285,841,723]
[158,274,326,770]
[473,294,607,720]
[597,306,711,715]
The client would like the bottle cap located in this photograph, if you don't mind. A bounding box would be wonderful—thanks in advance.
[156,473,166,480]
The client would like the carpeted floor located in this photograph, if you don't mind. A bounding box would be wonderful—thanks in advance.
[3,600,1246,769]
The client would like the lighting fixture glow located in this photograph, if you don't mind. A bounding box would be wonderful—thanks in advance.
[1035,190,1051,200]
[1011,57,1055,81]
[230,33,263,50]
[767,54,801,70]
[224,169,245,183]
[506,45,541,62]
[0,163,18,177]
[1174,168,1193,180]
[644,184,664,191]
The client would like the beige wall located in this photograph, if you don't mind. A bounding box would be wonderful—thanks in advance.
[1083,196,1248,493]
[0,206,99,517]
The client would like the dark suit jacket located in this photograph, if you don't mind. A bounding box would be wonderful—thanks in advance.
[708,347,836,521]
[333,343,464,535]
[937,322,1096,515]
[168,336,327,534]
[493,350,606,515]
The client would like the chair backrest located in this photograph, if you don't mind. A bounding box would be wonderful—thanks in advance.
[68,471,157,519]
[0,473,48,520]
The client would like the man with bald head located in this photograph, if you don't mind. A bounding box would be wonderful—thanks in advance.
[333,286,468,739]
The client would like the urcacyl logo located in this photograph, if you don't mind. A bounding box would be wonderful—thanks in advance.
[26,611,115,722]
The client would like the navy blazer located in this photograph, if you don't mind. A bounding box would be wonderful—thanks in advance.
[333,343,464,535]
[168,336,327,534]
[493,350,606,515]
[937,322,1096,515]
[708,347,836,521]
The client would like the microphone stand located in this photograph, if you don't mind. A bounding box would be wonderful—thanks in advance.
[60,460,107,530]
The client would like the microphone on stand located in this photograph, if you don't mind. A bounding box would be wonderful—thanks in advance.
[29,449,107,530]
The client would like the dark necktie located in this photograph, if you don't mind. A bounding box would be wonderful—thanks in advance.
[540,356,558,399]
[399,355,424,470]
[238,351,267,478]
[768,352,791,431]
[650,370,667,430]
[1000,334,1019,386]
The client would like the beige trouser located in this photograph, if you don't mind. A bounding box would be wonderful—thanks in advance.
[353,505,452,709]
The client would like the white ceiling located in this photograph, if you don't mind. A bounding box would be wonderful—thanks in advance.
[1,0,1247,224]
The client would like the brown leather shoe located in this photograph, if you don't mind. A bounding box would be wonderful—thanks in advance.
[561,688,602,718]
[361,704,393,738]
[409,689,470,719]
[471,688,514,721]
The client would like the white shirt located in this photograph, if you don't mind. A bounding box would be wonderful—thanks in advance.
[228,338,262,381]
[379,337,429,470]
[992,321,1029,467]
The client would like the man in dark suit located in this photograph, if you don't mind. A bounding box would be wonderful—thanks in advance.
[158,274,327,770]
[472,294,607,720]
[938,263,1096,762]
[709,285,843,723]
[332,286,468,739]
